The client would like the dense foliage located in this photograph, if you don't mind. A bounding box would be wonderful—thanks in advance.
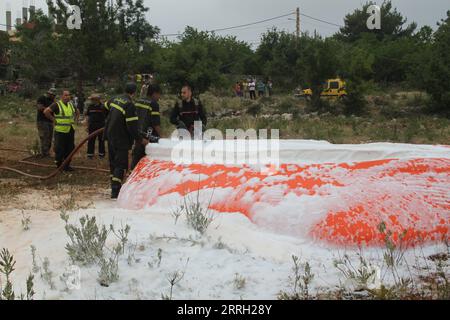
[1,1,449,111]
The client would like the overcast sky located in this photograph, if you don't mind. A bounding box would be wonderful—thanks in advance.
[1,0,449,46]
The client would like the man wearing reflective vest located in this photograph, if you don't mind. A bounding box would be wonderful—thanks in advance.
[44,90,79,172]
[104,83,149,199]
[130,84,162,170]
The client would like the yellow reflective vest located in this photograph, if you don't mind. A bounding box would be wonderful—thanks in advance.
[54,100,76,133]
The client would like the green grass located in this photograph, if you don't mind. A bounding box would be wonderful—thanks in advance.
[0,95,35,122]
[208,113,450,144]
[1,91,449,146]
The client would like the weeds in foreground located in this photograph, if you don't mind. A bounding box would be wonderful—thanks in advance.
[56,188,79,212]
[377,222,412,288]
[333,252,379,291]
[0,248,16,300]
[175,191,215,235]
[161,258,190,300]
[0,248,35,300]
[110,222,131,255]
[98,244,121,287]
[233,273,247,290]
[420,245,450,299]
[21,211,31,231]
[41,257,55,290]
[30,245,40,274]
[61,214,131,287]
[25,274,35,300]
[278,255,315,300]
[63,215,108,265]
[147,248,163,269]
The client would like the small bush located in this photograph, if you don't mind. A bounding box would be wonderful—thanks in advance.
[62,214,131,287]
[63,215,108,265]
[185,203,213,235]
[30,245,40,274]
[40,257,55,289]
[233,273,247,290]
[161,259,189,300]
[178,194,214,235]
[98,245,121,287]
[278,255,315,300]
[0,248,16,300]
[342,93,367,116]
[334,253,379,291]
[277,97,297,114]
[21,211,31,231]
[246,103,262,116]
[0,248,35,300]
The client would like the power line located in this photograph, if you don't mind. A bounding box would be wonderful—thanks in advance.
[299,12,343,28]
[211,12,295,33]
[301,19,342,31]
[213,20,294,33]
[160,12,295,37]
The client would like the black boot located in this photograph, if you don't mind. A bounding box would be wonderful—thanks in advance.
[111,184,121,199]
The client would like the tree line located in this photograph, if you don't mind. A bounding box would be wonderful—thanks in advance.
[1,1,449,112]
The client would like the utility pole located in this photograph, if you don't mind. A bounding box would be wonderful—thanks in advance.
[296,7,300,39]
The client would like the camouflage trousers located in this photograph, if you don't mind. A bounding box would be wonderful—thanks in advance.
[37,121,54,156]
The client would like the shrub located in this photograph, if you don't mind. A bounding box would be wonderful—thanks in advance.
[233,273,247,290]
[0,248,35,300]
[63,215,108,265]
[278,255,315,300]
[62,214,131,287]
[246,103,262,116]
[174,194,214,235]
[98,245,121,287]
[278,98,297,114]
[0,248,16,300]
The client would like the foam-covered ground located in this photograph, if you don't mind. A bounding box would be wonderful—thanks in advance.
[0,198,447,299]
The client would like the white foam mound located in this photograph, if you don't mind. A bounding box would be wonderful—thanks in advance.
[146,139,450,164]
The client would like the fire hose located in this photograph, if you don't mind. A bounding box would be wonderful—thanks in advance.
[0,128,109,180]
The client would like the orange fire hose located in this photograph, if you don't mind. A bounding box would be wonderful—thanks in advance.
[0,128,107,179]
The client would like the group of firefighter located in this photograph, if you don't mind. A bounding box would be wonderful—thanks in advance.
[36,82,207,199]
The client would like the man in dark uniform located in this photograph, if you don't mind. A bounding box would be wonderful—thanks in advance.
[170,85,207,136]
[36,88,57,158]
[131,84,162,170]
[43,90,79,172]
[76,91,86,115]
[85,93,107,159]
[105,83,149,199]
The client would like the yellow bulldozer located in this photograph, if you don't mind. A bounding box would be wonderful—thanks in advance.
[295,78,347,99]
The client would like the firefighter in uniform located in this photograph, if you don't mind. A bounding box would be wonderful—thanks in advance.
[44,90,79,172]
[170,84,207,135]
[105,83,149,199]
[36,88,57,158]
[85,93,107,159]
[131,84,162,170]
